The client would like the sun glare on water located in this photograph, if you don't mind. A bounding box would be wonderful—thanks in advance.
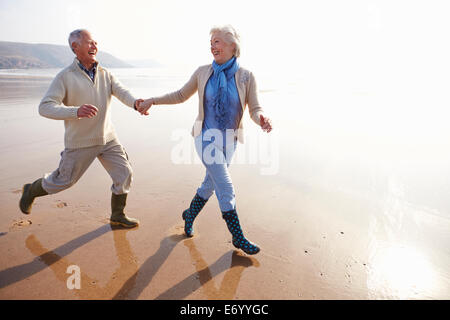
[368,245,437,299]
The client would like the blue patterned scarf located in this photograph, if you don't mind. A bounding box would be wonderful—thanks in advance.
[211,56,239,130]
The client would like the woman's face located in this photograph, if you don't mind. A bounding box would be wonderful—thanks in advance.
[210,33,235,65]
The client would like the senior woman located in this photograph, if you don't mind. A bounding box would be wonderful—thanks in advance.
[138,25,272,255]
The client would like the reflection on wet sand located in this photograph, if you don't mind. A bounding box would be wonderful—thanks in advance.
[23,225,138,299]
[113,234,185,299]
[0,224,111,290]
[1,218,259,300]
[115,233,259,300]
[366,177,439,299]
[368,244,436,299]
[155,239,260,300]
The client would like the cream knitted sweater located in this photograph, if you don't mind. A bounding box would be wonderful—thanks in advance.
[39,58,137,148]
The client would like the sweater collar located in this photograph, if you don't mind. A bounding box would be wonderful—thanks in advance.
[76,58,98,72]
[72,58,101,71]
[72,58,99,82]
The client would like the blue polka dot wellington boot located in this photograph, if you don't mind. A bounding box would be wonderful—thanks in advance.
[182,193,208,237]
[222,209,260,255]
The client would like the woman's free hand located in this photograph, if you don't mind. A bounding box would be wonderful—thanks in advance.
[260,114,273,133]
[137,98,154,116]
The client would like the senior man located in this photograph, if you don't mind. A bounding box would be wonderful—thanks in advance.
[19,29,143,228]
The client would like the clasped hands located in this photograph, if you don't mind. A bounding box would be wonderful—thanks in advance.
[134,98,153,116]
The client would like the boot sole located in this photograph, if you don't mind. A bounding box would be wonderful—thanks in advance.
[232,239,261,255]
[110,220,139,228]
[19,184,32,214]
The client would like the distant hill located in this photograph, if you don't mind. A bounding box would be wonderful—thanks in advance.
[0,41,133,69]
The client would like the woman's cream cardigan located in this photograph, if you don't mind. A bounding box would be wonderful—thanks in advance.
[152,64,264,143]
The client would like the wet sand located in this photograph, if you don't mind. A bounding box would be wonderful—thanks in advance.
[0,72,449,300]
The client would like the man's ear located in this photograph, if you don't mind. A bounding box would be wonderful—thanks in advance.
[71,42,78,54]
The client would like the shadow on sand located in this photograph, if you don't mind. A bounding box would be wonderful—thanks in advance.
[1,225,259,299]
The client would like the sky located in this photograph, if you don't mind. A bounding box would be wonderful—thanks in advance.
[0,0,434,67]
[0,0,449,78]
[1,0,449,70]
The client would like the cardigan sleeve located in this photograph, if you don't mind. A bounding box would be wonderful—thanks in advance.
[152,67,199,105]
[38,73,79,120]
[247,71,264,126]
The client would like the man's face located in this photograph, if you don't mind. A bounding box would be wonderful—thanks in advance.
[72,31,98,67]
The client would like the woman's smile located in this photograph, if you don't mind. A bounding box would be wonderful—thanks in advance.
[210,33,235,65]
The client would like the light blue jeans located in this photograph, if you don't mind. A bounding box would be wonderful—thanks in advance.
[194,128,237,212]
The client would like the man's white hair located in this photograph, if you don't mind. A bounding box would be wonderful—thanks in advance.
[68,29,88,53]
[210,25,241,58]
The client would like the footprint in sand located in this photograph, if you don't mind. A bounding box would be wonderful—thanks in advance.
[54,201,68,208]
[167,225,197,241]
[10,219,32,231]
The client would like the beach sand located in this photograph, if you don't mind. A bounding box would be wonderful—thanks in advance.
[0,72,449,300]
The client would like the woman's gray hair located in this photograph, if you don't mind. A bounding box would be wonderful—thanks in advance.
[68,29,88,53]
[210,25,241,58]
